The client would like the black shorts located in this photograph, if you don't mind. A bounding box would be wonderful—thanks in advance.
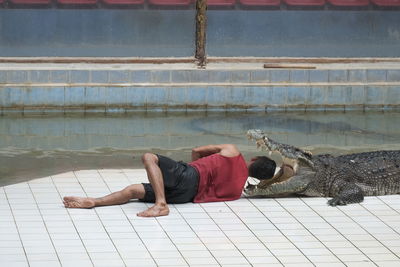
[140,154,199,204]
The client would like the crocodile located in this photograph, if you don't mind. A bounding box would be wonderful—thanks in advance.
[245,129,400,206]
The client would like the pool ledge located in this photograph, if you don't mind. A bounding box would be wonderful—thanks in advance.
[1,61,400,112]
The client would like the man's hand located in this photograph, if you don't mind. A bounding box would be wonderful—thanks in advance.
[243,182,256,197]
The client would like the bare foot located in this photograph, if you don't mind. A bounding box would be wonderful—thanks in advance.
[137,203,169,217]
[63,196,96,209]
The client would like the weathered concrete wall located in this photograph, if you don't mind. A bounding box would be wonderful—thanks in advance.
[0,9,196,57]
[1,67,400,112]
[0,9,399,57]
[207,11,400,57]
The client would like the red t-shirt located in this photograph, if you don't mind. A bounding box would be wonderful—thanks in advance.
[189,153,248,203]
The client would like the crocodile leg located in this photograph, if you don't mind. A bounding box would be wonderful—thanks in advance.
[327,183,364,206]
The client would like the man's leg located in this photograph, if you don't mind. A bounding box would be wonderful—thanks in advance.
[63,184,145,209]
[136,153,169,217]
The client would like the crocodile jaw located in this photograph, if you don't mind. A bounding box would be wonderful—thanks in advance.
[247,129,272,151]
[247,129,291,157]
[244,175,310,197]
[247,129,314,169]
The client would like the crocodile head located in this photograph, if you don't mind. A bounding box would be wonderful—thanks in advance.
[245,129,314,197]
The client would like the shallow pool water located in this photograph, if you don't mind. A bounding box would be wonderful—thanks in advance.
[1,110,399,186]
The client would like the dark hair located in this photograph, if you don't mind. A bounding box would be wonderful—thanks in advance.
[248,156,276,180]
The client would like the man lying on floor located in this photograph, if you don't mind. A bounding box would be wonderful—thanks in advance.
[63,144,277,217]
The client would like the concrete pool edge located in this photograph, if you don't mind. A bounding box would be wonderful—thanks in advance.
[1,61,400,112]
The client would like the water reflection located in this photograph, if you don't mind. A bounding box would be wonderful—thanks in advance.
[1,111,399,186]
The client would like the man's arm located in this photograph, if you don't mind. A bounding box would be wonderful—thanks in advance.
[191,144,240,161]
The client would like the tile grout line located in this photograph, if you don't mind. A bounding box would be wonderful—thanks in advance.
[300,199,379,266]
[247,197,318,266]
[26,181,63,266]
[224,198,289,266]
[82,169,129,267]
[50,172,95,267]
[199,201,259,266]
[336,200,400,261]
[355,199,400,260]
[376,196,400,217]
[99,169,158,267]
[2,186,30,266]
[273,198,347,265]
[121,201,163,267]
[152,207,195,266]
[340,203,400,263]
[131,184,211,266]
[172,203,222,266]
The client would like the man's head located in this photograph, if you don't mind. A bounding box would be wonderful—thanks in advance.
[248,156,276,180]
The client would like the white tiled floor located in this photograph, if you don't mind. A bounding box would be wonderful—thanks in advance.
[1,169,400,267]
